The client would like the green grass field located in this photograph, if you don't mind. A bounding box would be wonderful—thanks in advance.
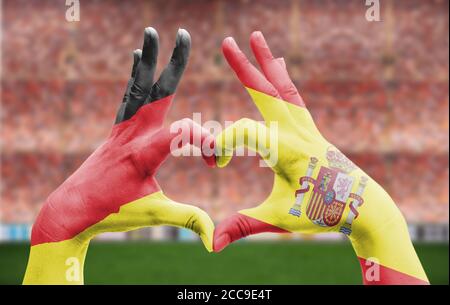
[0,241,448,284]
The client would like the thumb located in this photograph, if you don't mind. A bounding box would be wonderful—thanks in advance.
[215,118,274,168]
[213,210,288,252]
[158,198,215,252]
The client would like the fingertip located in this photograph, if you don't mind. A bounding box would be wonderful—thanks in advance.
[143,27,159,47]
[212,213,246,252]
[177,28,191,40]
[203,154,217,168]
[250,30,264,41]
[199,215,215,253]
[131,49,142,77]
[144,26,158,38]
[222,37,238,54]
[216,156,231,168]
[213,233,230,252]
[171,29,190,66]
[214,136,232,168]
[250,30,273,60]
[200,232,214,252]
[201,137,216,168]
[176,28,191,47]
[250,31,265,47]
[133,49,142,64]
[141,27,159,66]
[222,36,236,46]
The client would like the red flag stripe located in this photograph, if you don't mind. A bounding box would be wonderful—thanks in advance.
[311,194,323,220]
[316,199,326,221]
[306,192,316,216]
[358,257,429,285]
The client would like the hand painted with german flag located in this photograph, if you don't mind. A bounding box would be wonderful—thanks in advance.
[23,28,215,285]
[213,32,429,285]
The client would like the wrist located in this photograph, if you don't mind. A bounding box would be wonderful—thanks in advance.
[23,235,90,285]
[24,200,94,285]
[346,188,429,284]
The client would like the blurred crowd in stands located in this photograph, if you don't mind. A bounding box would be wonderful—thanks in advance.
[1,0,448,224]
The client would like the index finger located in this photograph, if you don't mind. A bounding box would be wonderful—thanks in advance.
[147,29,191,103]
[222,37,280,99]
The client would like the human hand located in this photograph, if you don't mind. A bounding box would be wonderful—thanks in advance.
[24,28,215,284]
[212,32,428,284]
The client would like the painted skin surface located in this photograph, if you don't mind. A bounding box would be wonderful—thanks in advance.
[213,32,429,285]
[24,28,215,285]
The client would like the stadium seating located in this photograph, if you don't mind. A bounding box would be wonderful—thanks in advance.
[1,0,448,228]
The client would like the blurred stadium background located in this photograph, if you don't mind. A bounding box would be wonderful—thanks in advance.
[0,0,448,284]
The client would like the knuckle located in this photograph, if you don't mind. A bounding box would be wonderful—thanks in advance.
[281,82,298,97]
[268,88,279,97]
[151,82,170,100]
[184,211,202,232]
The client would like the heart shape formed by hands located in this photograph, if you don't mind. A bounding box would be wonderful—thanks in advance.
[24,27,429,286]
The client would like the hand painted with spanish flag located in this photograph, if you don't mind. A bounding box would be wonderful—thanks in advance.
[23,28,215,285]
[213,32,429,285]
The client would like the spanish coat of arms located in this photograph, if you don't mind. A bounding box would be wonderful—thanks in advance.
[288,147,368,235]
